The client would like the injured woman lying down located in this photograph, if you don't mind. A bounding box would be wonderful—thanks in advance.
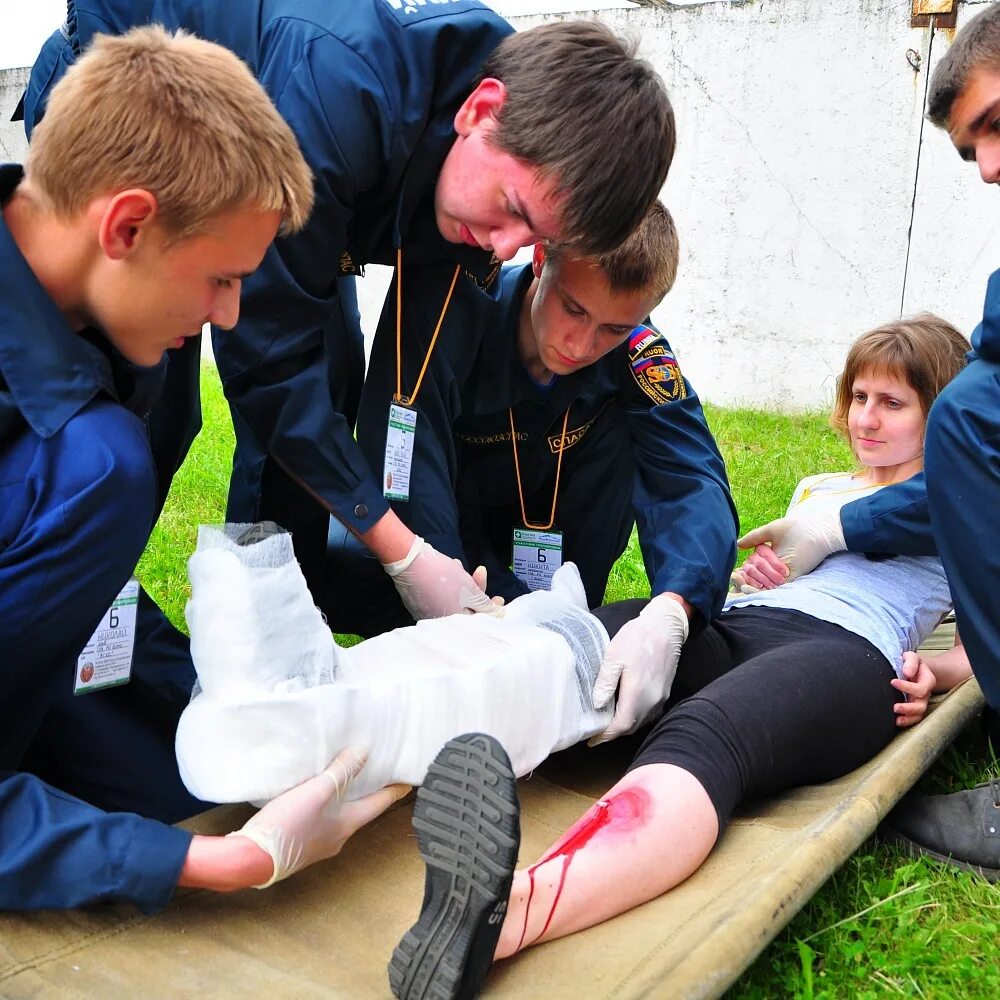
[175,527,614,805]
[385,313,977,1000]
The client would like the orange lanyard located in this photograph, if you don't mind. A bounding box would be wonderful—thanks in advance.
[508,406,571,531]
[394,247,461,406]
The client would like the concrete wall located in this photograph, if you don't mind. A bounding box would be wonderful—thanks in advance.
[354,1,998,410]
[1,68,29,162]
[5,3,997,410]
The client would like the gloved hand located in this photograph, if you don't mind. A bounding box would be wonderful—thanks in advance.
[737,507,846,583]
[230,747,410,888]
[589,594,690,745]
[382,535,502,620]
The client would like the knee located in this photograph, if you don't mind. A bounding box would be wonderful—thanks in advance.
[632,696,747,830]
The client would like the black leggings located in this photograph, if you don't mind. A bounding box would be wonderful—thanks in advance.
[593,604,901,833]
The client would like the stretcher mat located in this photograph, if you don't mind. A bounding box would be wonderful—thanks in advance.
[1,624,982,1000]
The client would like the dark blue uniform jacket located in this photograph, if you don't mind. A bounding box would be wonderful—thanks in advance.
[842,272,1000,555]
[0,165,192,912]
[27,0,510,547]
[358,262,738,623]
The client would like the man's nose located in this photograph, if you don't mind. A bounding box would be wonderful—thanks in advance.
[210,284,241,330]
[491,220,535,261]
[977,145,1000,185]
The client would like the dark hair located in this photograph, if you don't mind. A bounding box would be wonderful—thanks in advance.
[928,4,1000,127]
[482,20,675,255]
[546,200,679,302]
[829,314,970,447]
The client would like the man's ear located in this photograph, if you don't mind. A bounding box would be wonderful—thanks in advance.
[98,189,159,260]
[453,78,507,137]
[531,241,547,279]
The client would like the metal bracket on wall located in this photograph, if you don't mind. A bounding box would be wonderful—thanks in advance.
[911,1,958,29]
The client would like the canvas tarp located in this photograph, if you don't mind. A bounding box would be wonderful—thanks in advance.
[0,623,982,999]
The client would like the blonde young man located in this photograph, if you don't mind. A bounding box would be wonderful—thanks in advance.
[0,27,402,912]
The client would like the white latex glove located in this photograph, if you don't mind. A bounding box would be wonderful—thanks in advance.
[737,507,846,583]
[590,594,690,745]
[382,535,502,620]
[231,748,409,888]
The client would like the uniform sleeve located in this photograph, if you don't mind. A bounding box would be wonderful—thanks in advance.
[622,331,738,623]
[840,473,936,556]
[214,36,396,535]
[0,771,191,912]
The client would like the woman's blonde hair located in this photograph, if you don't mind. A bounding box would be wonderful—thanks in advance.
[829,313,970,445]
[26,25,313,239]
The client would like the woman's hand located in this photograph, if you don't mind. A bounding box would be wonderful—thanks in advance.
[732,543,790,592]
[891,652,937,727]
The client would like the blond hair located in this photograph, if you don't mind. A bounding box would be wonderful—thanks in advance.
[829,314,970,446]
[546,201,680,304]
[26,25,313,238]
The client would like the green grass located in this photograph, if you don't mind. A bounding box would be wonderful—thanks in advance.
[141,366,1000,998]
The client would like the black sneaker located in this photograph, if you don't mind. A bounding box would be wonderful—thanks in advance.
[882,778,1000,882]
[388,733,521,1000]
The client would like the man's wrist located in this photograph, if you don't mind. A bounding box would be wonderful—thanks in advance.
[177,834,274,892]
[360,510,416,563]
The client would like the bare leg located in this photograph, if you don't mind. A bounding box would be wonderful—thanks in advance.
[496,762,718,959]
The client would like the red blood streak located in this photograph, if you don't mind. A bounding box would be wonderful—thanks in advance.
[517,787,650,949]
[515,867,537,952]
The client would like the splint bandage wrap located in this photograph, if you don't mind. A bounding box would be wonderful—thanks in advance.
[176,528,611,803]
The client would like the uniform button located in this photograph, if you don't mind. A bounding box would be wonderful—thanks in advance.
[354,504,369,519]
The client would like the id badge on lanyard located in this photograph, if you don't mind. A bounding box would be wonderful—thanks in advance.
[512,527,564,591]
[384,402,417,501]
[74,578,139,694]
[386,253,462,503]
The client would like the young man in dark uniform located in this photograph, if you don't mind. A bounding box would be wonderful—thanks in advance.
[738,3,1000,879]
[1,26,402,912]
[351,203,737,741]
[23,1,676,629]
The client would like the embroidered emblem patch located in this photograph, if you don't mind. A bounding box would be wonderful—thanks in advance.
[545,400,611,454]
[627,326,687,404]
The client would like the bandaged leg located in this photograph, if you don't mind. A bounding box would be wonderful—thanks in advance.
[175,525,612,803]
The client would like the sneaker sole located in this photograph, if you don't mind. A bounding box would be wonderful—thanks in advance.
[388,733,520,1000]
[881,828,1000,883]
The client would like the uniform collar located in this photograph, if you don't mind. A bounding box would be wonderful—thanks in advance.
[0,164,126,438]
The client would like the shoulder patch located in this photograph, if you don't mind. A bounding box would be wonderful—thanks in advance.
[627,325,687,404]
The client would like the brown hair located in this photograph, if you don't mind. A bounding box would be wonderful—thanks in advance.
[26,25,313,238]
[829,314,970,444]
[482,20,675,255]
[928,4,1000,128]
[546,200,679,303]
